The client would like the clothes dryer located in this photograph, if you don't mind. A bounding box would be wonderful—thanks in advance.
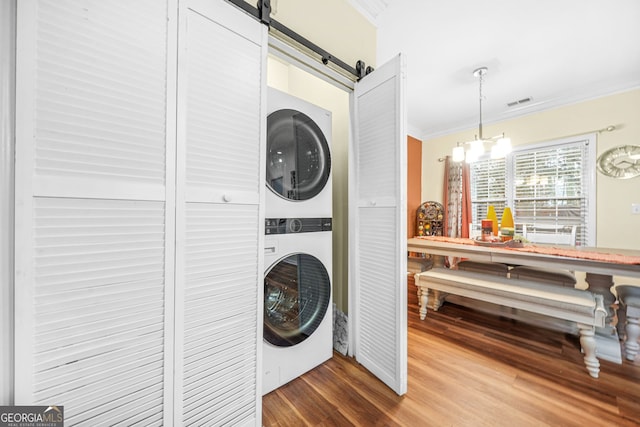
[262,218,332,395]
[266,88,332,218]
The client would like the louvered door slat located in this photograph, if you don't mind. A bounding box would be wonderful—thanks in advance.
[27,198,167,417]
[184,4,262,206]
[357,207,399,373]
[182,205,260,423]
[67,387,163,426]
[35,346,163,391]
[34,0,168,192]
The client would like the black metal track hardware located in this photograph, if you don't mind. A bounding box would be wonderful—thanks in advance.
[225,0,371,81]
[258,0,271,25]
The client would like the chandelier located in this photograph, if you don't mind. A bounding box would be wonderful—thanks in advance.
[452,67,511,163]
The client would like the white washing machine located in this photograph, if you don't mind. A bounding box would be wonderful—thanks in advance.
[262,218,333,395]
[266,88,332,218]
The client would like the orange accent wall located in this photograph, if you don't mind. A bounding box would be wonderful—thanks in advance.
[407,135,422,238]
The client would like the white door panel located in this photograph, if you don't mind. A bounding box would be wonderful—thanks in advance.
[349,53,407,396]
[15,1,176,425]
[176,0,266,425]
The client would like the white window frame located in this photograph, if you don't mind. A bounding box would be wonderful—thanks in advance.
[471,133,596,246]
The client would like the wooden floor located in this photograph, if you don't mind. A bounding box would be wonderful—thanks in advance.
[262,278,640,426]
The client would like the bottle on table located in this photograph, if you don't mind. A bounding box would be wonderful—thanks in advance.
[487,205,499,236]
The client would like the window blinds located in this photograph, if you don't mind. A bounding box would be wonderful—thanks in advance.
[470,135,594,246]
[470,158,506,223]
[512,140,590,245]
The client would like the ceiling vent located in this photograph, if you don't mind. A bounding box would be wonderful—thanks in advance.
[507,97,533,108]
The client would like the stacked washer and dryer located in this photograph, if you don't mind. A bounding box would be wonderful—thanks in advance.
[262,88,333,395]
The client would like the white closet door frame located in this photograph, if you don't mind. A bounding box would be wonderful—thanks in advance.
[348,54,407,396]
[0,0,16,406]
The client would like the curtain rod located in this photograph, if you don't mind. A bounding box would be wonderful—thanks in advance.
[225,0,373,81]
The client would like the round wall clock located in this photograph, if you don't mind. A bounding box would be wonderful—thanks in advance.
[596,145,640,179]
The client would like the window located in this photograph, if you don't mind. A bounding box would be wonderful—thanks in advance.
[470,134,596,246]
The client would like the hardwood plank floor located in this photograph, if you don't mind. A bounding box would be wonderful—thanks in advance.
[263,278,640,426]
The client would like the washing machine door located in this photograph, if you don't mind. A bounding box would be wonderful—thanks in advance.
[264,253,331,347]
[266,109,331,201]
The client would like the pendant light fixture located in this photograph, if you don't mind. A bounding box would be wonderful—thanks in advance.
[453,66,511,163]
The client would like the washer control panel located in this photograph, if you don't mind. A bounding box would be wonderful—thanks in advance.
[265,218,332,235]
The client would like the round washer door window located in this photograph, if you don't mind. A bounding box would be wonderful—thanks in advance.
[264,253,331,347]
[266,109,331,201]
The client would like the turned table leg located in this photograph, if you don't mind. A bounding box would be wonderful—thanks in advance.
[625,317,640,361]
[616,285,640,361]
[577,323,600,378]
[586,273,616,325]
[585,273,622,363]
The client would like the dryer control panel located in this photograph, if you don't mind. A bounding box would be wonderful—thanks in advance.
[265,218,332,235]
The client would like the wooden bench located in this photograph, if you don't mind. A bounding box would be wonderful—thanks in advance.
[414,267,607,378]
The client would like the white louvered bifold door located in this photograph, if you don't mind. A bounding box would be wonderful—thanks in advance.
[349,54,407,396]
[175,0,266,425]
[14,0,177,425]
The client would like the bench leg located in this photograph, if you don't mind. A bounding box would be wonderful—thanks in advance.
[417,288,448,319]
[431,290,446,312]
[577,323,600,378]
[419,288,429,320]
[624,316,640,361]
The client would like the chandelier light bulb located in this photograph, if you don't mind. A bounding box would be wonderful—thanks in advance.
[452,145,465,162]
[490,144,502,159]
[470,139,484,154]
[465,149,479,163]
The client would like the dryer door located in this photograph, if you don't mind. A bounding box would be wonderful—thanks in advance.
[264,253,331,347]
[266,109,331,201]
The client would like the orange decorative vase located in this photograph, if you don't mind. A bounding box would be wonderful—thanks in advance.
[500,207,515,241]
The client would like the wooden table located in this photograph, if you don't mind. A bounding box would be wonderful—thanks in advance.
[408,236,640,363]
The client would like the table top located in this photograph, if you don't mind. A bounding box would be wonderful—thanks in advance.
[408,236,640,279]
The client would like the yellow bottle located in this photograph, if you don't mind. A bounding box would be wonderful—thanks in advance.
[500,206,515,241]
[487,205,498,236]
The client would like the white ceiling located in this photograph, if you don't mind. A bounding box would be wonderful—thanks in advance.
[352,0,640,140]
